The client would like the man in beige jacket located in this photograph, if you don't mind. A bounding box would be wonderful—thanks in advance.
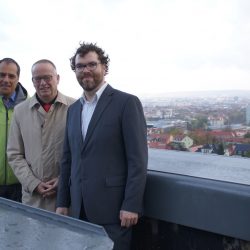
[7,59,75,212]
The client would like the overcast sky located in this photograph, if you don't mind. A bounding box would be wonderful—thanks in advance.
[1,0,250,98]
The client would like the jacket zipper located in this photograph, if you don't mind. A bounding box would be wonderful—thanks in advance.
[4,107,8,185]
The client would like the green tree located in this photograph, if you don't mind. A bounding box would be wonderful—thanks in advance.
[244,133,250,138]
[188,131,215,145]
[245,151,250,158]
[189,116,208,130]
[168,128,183,136]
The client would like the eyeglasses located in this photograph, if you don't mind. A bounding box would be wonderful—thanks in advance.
[75,62,101,72]
[32,75,53,84]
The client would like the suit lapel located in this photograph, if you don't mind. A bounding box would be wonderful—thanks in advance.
[74,100,84,149]
[82,85,114,151]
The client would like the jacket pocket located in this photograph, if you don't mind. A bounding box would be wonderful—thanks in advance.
[105,176,126,187]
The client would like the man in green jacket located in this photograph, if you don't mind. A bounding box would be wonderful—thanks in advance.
[0,58,28,202]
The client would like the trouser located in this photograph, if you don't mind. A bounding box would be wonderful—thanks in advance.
[0,183,22,202]
[103,223,132,250]
[80,203,132,250]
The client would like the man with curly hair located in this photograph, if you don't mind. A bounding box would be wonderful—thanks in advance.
[56,42,148,250]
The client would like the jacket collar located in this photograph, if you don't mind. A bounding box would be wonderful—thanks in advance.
[0,82,28,109]
[29,91,69,109]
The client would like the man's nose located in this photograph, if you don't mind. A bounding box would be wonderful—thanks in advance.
[82,66,91,73]
[40,79,48,85]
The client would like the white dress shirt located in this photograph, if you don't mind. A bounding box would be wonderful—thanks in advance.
[80,83,108,140]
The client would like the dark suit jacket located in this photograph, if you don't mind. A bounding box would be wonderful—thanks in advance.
[57,85,148,224]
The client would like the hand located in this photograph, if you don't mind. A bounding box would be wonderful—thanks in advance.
[35,177,59,198]
[43,177,58,198]
[56,207,69,216]
[120,210,138,228]
[44,177,58,192]
[35,182,54,196]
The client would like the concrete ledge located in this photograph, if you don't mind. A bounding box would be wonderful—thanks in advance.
[0,198,113,250]
[144,170,250,241]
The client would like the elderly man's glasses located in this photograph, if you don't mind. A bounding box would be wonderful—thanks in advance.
[75,62,101,72]
[32,75,53,84]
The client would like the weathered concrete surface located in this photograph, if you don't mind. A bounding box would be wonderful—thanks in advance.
[148,149,250,185]
[0,198,113,250]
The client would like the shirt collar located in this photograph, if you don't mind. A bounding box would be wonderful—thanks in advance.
[0,90,17,102]
[9,91,17,102]
[80,82,108,104]
[36,93,57,105]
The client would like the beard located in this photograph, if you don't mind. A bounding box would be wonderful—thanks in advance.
[77,73,104,92]
[82,80,99,91]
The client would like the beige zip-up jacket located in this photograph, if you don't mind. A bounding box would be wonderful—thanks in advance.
[7,92,75,211]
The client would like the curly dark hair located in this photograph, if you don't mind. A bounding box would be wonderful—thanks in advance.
[70,42,110,75]
[0,58,20,76]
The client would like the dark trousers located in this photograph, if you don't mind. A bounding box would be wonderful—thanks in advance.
[0,183,22,202]
[103,223,132,250]
[80,204,132,250]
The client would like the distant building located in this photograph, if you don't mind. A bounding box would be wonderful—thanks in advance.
[246,105,250,125]
[208,116,225,128]
[198,144,218,154]
[233,144,250,157]
[209,130,235,142]
[189,145,203,153]
[171,135,193,149]
[234,129,248,137]
[148,133,173,149]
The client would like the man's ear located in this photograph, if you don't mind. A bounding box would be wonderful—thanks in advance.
[57,74,60,84]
